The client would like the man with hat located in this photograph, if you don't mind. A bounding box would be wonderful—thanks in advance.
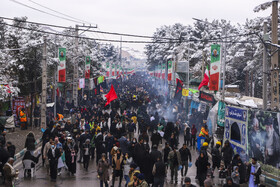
[182,177,196,187]
[211,141,222,177]
[168,145,182,184]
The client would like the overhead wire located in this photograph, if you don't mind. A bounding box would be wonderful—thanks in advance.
[9,0,84,24]
[27,0,94,25]
[2,22,261,45]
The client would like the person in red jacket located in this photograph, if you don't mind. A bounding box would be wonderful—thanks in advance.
[191,125,197,148]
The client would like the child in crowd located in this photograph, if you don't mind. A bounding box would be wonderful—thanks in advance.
[231,166,240,184]
[218,162,228,185]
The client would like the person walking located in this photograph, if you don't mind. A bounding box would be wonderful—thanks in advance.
[191,125,197,148]
[221,140,234,169]
[47,142,60,182]
[179,143,192,177]
[83,139,91,171]
[20,108,27,130]
[112,148,124,187]
[247,157,261,187]
[211,141,222,177]
[168,146,181,184]
[152,156,166,187]
[123,152,133,187]
[98,153,110,187]
[3,158,18,187]
[195,152,208,187]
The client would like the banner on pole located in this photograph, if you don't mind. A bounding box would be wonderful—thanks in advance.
[162,63,165,79]
[209,44,221,91]
[58,48,66,82]
[168,61,172,81]
[85,56,90,79]
[79,78,85,88]
[106,62,110,77]
[112,64,115,76]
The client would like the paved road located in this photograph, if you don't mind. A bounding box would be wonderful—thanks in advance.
[14,134,224,187]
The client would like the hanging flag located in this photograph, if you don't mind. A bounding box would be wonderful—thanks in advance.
[209,44,221,91]
[89,78,95,90]
[174,78,183,100]
[98,76,104,84]
[85,56,90,79]
[106,62,110,77]
[105,85,118,106]
[162,64,165,79]
[117,65,120,76]
[189,88,199,94]
[79,78,85,88]
[58,48,66,82]
[198,66,210,90]
[112,64,115,76]
[182,89,189,96]
[168,61,172,81]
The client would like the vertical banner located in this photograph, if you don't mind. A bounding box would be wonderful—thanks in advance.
[168,61,172,81]
[158,65,161,78]
[89,78,95,90]
[117,65,120,76]
[85,56,90,79]
[79,78,85,88]
[224,106,248,154]
[58,48,66,82]
[106,62,110,77]
[209,44,221,91]
[112,64,115,76]
[162,63,165,79]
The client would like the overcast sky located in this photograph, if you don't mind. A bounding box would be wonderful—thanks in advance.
[1,0,272,53]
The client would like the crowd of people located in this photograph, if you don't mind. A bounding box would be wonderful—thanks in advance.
[0,73,264,187]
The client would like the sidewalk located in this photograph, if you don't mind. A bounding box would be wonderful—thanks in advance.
[5,127,42,154]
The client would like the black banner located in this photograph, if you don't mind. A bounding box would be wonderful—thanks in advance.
[199,91,216,104]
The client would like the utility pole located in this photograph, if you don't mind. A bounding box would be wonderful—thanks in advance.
[271,0,279,110]
[263,21,268,110]
[54,69,57,116]
[73,25,79,107]
[41,36,47,129]
[202,51,205,81]
[222,28,227,101]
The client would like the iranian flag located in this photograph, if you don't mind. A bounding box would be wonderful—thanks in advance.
[162,63,165,79]
[58,48,66,82]
[209,44,221,91]
[198,66,209,90]
[168,61,172,81]
[106,62,110,77]
[127,68,135,75]
[85,56,90,79]
[117,65,119,76]
[158,65,161,78]
[112,64,115,76]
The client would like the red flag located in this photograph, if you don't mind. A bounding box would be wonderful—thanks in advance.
[105,85,118,106]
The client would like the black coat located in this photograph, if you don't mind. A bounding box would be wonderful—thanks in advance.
[222,143,234,162]
[25,134,36,151]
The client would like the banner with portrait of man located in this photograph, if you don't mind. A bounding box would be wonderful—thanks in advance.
[248,110,280,168]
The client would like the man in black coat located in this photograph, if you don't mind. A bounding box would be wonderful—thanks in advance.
[211,141,222,175]
[47,142,60,182]
[179,143,192,177]
[221,140,234,169]
[151,130,161,147]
